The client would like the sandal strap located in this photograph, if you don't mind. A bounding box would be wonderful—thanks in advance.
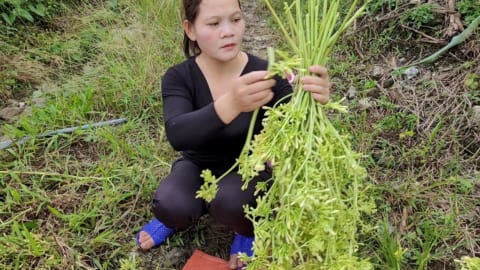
[136,218,174,248]
[230,233,254,257]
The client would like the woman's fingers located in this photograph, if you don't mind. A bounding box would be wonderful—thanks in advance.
[302,83,329,104]
[233,71,276,111]
[300,65,331,104]
[311,92,330,104]
[306,65,329,79]
[228,255,237,269]
[248,78,276,95]
[244,88,274,109]
[240,70,271,85]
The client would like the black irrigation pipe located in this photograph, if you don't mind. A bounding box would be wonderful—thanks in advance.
[0,118,128,150]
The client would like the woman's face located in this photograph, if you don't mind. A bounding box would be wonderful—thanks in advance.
[184,0,245,62]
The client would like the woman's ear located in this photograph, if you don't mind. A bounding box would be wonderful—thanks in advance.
[183,20,196,41]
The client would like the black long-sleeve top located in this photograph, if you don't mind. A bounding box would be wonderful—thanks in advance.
[161,53,292,168]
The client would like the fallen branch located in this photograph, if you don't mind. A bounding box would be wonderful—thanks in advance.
[400,24,446,44]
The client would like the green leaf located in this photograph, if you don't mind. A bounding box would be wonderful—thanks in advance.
[16,8,34,22]
[9,187,20,202]
[197,169,219,202]
[23,220,39,230]
[1,12,16,25]
[47,205,64,218]
[28,4,46,17]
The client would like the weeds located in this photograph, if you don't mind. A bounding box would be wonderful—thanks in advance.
[457,0,480,24]
[401,4,437,28]
[1,0,181,269]
[328,0,479,268]
[375,219,405,270]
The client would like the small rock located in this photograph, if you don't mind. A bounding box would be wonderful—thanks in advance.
[382,78,395,88]
[472,106,480,127]
[403,66,420,80]
[371,65,386,79]
[0,106,24,122]
[347,86,357,99]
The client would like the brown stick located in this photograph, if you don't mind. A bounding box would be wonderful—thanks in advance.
[444,0,464,37]
[400,24,447,44]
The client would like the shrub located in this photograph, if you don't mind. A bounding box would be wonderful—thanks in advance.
[401,4,436,28]
[457,0,480,25]
[0,0,66,25]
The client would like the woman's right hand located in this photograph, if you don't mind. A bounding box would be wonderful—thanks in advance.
[214,70,276,124]
[230,70,276,112]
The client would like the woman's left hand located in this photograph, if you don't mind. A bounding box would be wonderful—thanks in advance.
[300,65,331,104]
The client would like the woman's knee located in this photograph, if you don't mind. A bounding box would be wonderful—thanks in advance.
[209,187,250,217]
[209,182,256,234]
[151,182,205,230]
[209,187,254,236]
[150,158,206,229]
[209,171,266,217]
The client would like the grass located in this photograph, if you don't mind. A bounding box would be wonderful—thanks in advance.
[1,0,479,269]
[1,0,183,269]
[328,1,480,269]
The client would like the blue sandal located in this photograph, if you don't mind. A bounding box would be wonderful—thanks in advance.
[230,233,254,269]
[136,218,174,249]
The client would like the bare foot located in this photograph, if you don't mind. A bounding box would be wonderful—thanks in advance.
[228,254,245,269]
[137,231,155,250]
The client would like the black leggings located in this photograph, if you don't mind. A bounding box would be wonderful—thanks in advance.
[151,158,272,236]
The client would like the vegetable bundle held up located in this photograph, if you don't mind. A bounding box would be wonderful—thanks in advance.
[199,0,376,269]
[242,0,375,269]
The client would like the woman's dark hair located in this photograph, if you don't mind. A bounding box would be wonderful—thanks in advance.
[182,0,241,58]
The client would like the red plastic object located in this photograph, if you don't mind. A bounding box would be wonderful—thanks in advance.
[182,249,231,270]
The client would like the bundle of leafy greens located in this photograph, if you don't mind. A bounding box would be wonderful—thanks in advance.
[198,0,376,269]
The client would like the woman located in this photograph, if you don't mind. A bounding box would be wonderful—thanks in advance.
[136,0,331,269]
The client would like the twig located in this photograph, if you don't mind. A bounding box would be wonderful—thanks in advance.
[400,24,446,44]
